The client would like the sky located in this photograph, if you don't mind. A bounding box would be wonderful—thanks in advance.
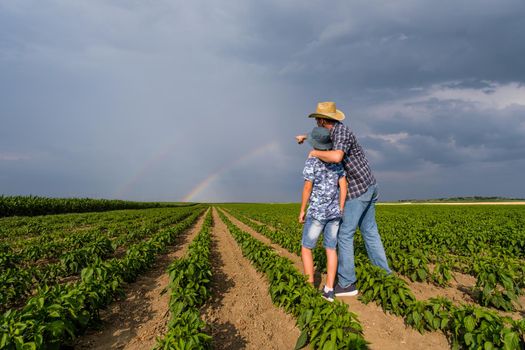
[1,0,525,202]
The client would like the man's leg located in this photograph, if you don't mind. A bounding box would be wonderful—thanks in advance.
[359,185,392,274]
[336,198,365,288]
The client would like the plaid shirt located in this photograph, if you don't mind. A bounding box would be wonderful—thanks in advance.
[330,122,376,199]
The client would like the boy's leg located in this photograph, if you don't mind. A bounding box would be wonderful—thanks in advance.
[301,247,314,284]
[322,219,340,289]
[301,217,323,284]
[359,185,392,274]
[325,248,337,288]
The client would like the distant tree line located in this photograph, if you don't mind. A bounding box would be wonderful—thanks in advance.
[0,195,194,218]
[397,196,525,203]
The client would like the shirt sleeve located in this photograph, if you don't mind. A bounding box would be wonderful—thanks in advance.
[303,158,316,182]
[336,164,345,178]
[331,125,352,153]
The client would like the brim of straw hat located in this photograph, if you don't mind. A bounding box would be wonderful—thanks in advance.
[308,109,345,121]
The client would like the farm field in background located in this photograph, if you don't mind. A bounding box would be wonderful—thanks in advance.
[0,198,524,349]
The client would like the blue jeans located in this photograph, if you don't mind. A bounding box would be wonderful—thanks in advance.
[337,184,391,287]
[302,217,340,249]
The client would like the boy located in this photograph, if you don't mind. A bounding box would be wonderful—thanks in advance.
[299,126,347,302]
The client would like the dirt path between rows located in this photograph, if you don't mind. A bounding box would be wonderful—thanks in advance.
[200,208,300,350]
[74,210,208,350]
[220,208,450,350]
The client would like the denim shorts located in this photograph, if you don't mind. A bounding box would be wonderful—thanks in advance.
[301,217,340,249]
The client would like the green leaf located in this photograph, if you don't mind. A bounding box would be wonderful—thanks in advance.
[464,332,474,346]
[305,309,313,325]
[21,342,37,350]
[294,330,309,350]
[464,316,476,332]
[484,341,494,350]
[502,331,519,350]
[417,268,427,281]
[440,317,449,330]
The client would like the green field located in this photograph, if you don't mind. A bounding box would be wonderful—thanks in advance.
[1,199,524,349]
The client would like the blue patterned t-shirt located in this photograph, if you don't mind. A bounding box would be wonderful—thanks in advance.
[303,157,345,221]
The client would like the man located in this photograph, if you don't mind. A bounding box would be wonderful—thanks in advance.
[296,101,391,297]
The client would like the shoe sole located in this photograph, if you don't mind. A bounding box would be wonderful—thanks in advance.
[334,290,358,297]
[321,296,334,302]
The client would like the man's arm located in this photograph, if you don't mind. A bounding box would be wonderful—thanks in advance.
[309,149,344,163]
[299,180,313,223]
[338,176,347,213]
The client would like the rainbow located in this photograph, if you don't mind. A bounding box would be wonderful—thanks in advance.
[113,143,178,199]
[182,141,279,202]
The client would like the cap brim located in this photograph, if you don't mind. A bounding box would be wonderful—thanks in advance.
[307,135,333,150]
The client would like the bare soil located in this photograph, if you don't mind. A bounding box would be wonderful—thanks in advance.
[74,210,208,350]
[219,209,449,350]
[200,208,300,349]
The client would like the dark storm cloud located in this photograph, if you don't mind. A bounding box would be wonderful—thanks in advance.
[226,1,525,89]
[1,0,524,201]
[363,98,525,170]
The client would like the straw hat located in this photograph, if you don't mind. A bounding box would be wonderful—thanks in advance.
[308,101,345,121]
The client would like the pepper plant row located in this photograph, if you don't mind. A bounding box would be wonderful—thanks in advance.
[0,207,197,312]
[155,209,213,349]
[222,205,525,349]
[224,204,525,312]
[217,209,367,350]
[1,207,193,263]
[0,207,150,241]
[0,207,205,349]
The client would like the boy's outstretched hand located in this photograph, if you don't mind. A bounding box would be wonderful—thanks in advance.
[296,135,307,144]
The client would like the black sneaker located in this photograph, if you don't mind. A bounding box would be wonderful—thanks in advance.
[321,287,335,302]
[334,283,358,297]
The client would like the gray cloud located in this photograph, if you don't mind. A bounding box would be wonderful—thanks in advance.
[1,1,524,201]
[224,1,525,89]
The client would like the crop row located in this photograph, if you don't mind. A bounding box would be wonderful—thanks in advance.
[0,207,151,241]
[155,209,213,349]
[217,209,367,350]
[0,206,192,254]
[0,207,198,312]
[0,207,205,349]
[1,207,195,267]
[222,206,525,349]
[224,204,525,312]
